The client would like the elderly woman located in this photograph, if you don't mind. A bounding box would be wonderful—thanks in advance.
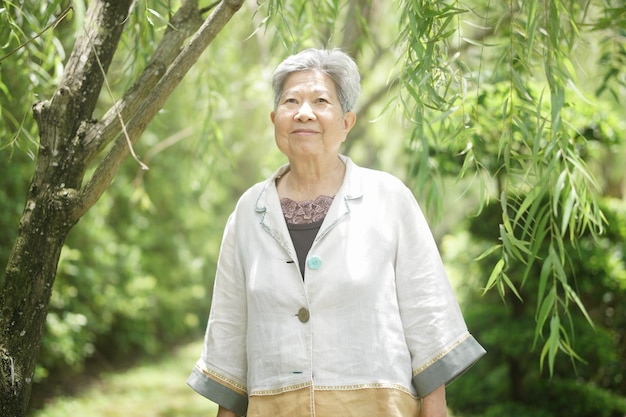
[187,48,485,417]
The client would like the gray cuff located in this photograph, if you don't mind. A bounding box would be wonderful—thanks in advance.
[187,367,248,416]
[412,334,486,397]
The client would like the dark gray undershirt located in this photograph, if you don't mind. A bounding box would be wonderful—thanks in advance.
[286,219,323,279]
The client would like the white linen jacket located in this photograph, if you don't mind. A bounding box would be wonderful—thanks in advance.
[188,155,485,416]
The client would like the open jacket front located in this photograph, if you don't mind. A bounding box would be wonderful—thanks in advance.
[188,155,485,417]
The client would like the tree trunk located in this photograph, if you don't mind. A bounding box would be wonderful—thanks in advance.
[0,2,133,414]
[0,0,245,415]
[0,192,75,416]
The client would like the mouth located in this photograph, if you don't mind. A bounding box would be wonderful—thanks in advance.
[291,129,319,135]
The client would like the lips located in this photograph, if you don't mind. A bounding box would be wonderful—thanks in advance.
[292,129,319,134]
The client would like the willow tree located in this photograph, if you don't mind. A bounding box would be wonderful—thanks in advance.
[391,0,625,374]
[1,0,624,416]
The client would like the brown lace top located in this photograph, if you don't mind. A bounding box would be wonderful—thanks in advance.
[280,195,334,224]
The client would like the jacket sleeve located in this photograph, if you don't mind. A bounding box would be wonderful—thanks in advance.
[393,184,485,398]
[187,212,249,416]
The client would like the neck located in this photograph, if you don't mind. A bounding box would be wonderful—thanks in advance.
[277,156,345,201]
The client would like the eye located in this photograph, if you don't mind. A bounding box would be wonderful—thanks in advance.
[283,97,298,104]
[316,97,329,103]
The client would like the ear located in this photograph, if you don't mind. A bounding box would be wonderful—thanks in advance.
[342,111,357,133]
[270,111,276,124]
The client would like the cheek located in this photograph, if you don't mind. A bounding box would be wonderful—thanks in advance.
[272,118,287,135]
[273,113,292,129]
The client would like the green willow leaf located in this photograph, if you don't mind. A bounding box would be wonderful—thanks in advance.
[535,286,556,347]
[539,312,561,375]
[501,272,523,301]
[562,281,594,327]
[474,244,502,262]
[561,187,577,237]
[483,258,504,294]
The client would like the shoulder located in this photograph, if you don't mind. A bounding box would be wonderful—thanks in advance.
[232,180,268,214]
[351,162,415,200]
[343,159,426,225]
[361,166,407,187]
[344,155,405,185]
[221,180,269,237]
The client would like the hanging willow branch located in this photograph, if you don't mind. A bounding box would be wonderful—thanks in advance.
[395,0,607,374]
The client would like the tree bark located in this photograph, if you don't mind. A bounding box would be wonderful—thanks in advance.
[0,0,244,415]
[0,2,133,414]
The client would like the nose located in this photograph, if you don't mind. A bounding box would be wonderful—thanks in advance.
[295,102,316,122]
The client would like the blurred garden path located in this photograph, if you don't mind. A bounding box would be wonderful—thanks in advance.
[30,340,218,417]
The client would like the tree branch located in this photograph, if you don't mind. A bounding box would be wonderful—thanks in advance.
[75,0,245,219]
[80,0,204,162]
[341,0,374,58]
[33,0,133,147]
[30,0,133,198]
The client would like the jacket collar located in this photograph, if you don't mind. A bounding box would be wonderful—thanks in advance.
[255,155,363,213]
[254,155,363,259]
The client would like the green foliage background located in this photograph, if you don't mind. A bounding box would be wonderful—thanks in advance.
[443,197,626,416]
[1,0,625,415]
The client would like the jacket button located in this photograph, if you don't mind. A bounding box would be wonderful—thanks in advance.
[297,307,310,323]
[306,255,322,270]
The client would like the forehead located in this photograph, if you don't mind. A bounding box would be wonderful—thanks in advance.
[282,70,338,96]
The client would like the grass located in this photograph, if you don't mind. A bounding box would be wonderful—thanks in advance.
[31,340,459,417]
[30,341,219,417]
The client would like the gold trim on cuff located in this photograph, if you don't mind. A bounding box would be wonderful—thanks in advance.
[197,365,248,397]
[412,332,471,376]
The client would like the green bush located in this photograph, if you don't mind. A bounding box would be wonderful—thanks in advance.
[476,402,554,417]
[446,198,626,416]
[529,379,626,417]
[34,152,223,381]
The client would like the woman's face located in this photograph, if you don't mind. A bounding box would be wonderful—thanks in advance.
[271,70,356,161]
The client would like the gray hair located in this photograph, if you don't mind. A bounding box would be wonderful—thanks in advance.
[271,48,361,113]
